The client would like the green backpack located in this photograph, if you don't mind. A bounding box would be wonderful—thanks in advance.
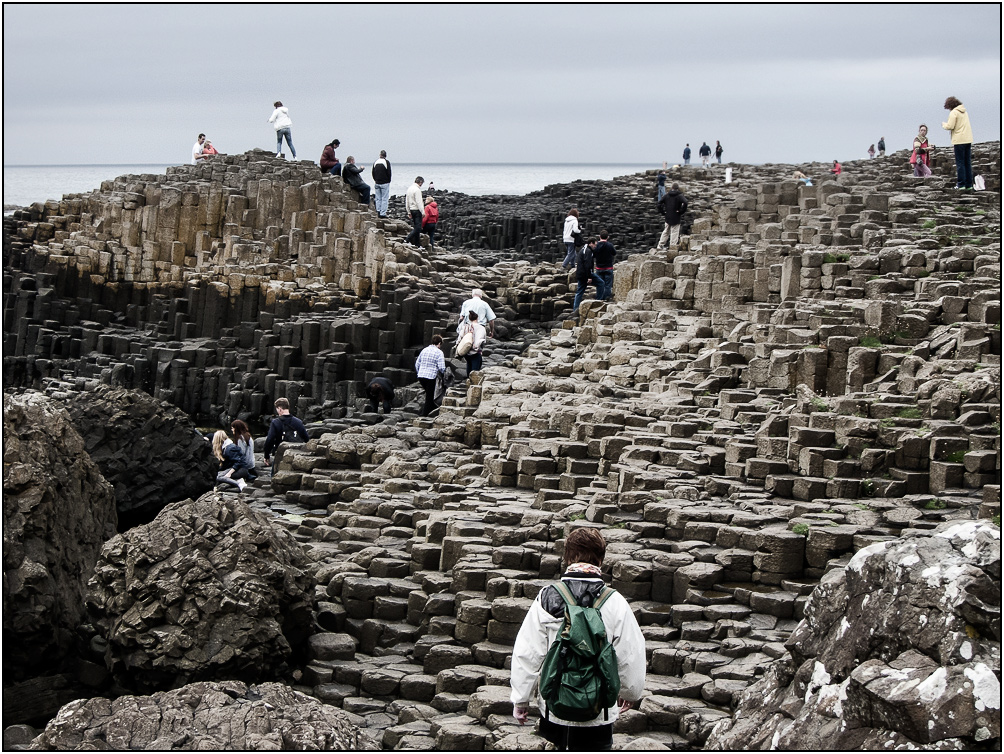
[538,581,621,722]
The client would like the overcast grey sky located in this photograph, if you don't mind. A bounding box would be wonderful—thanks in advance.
[3,3,1000,166]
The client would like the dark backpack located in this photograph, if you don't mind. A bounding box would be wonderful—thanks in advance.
[538,581,621,722]
[280,416,300,444]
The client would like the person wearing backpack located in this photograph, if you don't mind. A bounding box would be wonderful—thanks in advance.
[510,527,645,751]
[572,238,601,314]
[262,397,309,475]
[458,310,487,378]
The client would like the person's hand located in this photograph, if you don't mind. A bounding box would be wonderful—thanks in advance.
[513,704,530,725]
[618,698,636,713]
[264,457,270,465]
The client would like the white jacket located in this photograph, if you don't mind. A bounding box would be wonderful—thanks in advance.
[562,215,580,243]
[268,107,292,130]
[510,576,646,727]
[406,182,424,213]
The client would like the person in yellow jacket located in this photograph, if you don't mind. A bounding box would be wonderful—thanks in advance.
[942,96,974,189]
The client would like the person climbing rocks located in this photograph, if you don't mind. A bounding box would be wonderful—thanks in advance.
[320,139,341,175]
[268,101,296,159]
[656,182,688,250]
[423,196,439,248]
[365,376,395,414]
[593,230,617,301]
[406,177,425,245]
[263,397,308,475]
[458,310,487,378]
[458,288,497,338]
[942,96,974,189]
[656,170,667,202]
[414,334,446,416]
[561,209,581,270]
[572,238,601,313]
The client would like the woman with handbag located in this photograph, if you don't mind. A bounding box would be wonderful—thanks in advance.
[911,125,932,178]
[458,310,487,378]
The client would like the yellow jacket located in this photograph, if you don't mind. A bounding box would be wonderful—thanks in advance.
[942,105,973,145]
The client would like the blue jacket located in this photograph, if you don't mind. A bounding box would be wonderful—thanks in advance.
[683,147,691,159]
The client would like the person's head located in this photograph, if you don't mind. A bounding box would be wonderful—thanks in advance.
[274,397,290,415]
[919,124,928,136]
[273,101,283,108]
[944,96,962,111]
[587,237,597,246]
[380,150,387,158]
[198,133,205,143]
[471,288,483,299]
[425,197,434,205]
[328,139,340,148]
[686,143,690,146]
[671,183,679,191]
[564,527,607,567]
[431,334,443,348]
[468,310,479,321]
[567,208,579,218]
[230,419,251,442]
[599,230,609,240]
[346,156,355,164]
[212,430,228,461]
[869,144,875,149]
[716,140,720,145]
[833,160,839,165]
[415,176,424,186]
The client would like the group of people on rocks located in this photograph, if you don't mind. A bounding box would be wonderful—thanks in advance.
[559,209,618,312]
[405,177,439,248]
[681,141,724,167]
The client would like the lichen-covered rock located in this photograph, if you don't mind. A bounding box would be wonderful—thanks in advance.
[59,385,217,527]
[28,680,378,750]
[85,491,316,691]
[706,520,1001,750]
[2,391,118,681]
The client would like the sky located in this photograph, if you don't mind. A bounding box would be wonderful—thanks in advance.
[3,3,1001,167]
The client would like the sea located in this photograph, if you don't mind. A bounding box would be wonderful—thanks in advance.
[3,162,654,210]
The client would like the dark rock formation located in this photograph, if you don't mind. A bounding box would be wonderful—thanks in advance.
[85,491,316,692]
[52,384,217,528]
[2,391,118,682]
[27,680,377,750]
[706,520,1001,750]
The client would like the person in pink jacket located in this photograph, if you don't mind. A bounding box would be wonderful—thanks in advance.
[422,197,439,248]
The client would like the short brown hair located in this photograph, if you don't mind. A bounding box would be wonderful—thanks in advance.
[944,96,962,110]
[431,334,443,346]
[568,209,579,218]
[274,397,290,411]
[564,527,606,567]
[599,230,609,240]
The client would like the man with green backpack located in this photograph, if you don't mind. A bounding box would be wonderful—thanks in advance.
[510,527,646,750]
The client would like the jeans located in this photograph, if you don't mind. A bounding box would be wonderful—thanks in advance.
[953,143,973,188]
[350,182,371,204]
[717,155,722,163]
[562,242,576,268]
[465,351,483,378]
[276,127,295,158]
[596,269,614,301]
[573,273,603,312]
[684,158,690,165]
[374,183,390,216]
[407,210,423,245]
[328,163,341,177]
[418,376,437,415]
[538,719,612,751]
[424,222,437,247]
[657,185,666,202]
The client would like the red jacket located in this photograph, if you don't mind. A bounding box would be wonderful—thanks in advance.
[320,145,337,170]
[423,202,439,225]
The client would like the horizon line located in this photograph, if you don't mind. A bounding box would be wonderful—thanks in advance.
[4,161,662,169]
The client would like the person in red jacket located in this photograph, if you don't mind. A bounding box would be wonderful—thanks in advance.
[423,197,439,248]
[320,138,341,175]
[830,160,842,176]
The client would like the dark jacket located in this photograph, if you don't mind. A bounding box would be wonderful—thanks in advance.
[263,414,309,459]
[593,240,616,269]
[539,575,606,617]
[714,143,723,157]
[367,377,395,400]
[699,143,711,157]
[220,442,253,474]
[683,146,691,159]
[575,244,595,281]
[341,162,366,188]
[371,158,392,184]
[657,173,666,186]
[658,189,688,226]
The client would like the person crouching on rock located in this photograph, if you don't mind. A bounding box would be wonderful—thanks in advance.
[422,196,439,248]
[366,376,395,414]
[459,310,487,379]
[212,430,253,491]
[263,397,309,476]
[230,419,257,480]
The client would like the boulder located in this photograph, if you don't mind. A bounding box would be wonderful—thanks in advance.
[2,391,117,681]
[59,385,217,528]
[706,521,1001,750]
[85,491,316,691]
[28,680,377,750]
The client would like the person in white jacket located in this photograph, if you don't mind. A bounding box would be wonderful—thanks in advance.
[511,527,646,751]
[268,101,296,159]
[405,176,425,246]
[561,209,580,270]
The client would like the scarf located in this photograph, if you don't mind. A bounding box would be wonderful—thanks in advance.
[564,562,603,577]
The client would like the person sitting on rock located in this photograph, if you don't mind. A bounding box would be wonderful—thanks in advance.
[458,288,497,339]
[263,397,309,475]
[340,156,371,204]
[415,335,446,417]
[510,527,646,751]
[830,160,842,177]
[366,376,395,414]
[320,138,341,175]
[593,230,617,301]
[229,419,257,480]
[792,170,812,185]
[212,430,252,491]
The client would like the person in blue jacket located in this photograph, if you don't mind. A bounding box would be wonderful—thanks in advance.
[263,397,309,474]
[683,144,691,165]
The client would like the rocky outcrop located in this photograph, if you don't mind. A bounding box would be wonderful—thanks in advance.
[85,491,316,692]
[27,680,377,750]
[2,391,118,681]
[706,520,1001,750]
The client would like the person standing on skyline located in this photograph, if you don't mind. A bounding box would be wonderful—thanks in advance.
[683,144,691,165]
[192,133,210,165]
[942,96,974,189]
[868,144,876,158]
[268,101,296,159]
[714,141,723,164]
[406,177,425,245]
[372,150,392,217]
[699,142,711,167]
[877,136,886,156]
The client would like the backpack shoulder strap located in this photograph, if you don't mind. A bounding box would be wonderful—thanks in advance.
[552,580,577,609]
[593,586,616,610]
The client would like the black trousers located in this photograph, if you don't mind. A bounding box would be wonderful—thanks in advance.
[538,719,612,751]
[418,376,437,416]
[407,210,423,245]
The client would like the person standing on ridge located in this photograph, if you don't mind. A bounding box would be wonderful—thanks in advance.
[192,133,211,165]
[877,136,886,156]
[561,209,581,270]
[699,142,711,167]
[202,139,219,156]
[656,170,667,202]
[911,124,932,178]
[406,176,425,245]
[593,231,617,301]
[459,288,497,338]
[263,397,308,475]
[268,101,296,159]
[714,140,724,164]
[656,183,688,250]
[341,156,371,204]
[942,96,974,189]
[320,139,341,175]
[683,143,691,165]
[867,144,876,159]
[372,150,392,217]
[415,334,446,416]
[423,196,439,248]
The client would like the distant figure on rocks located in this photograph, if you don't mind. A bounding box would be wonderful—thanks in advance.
[793,170,812,186]
[942,96,974,189]
[510,527,646,751]
[341,157,371,204]
[365,376,395,414]
[428,182,435,194]
[459,288,497,338]
[656,170,667,201]
[202,139,219,156]
[423,197,439,248]
[715,140,724,163]
[263,397,308,475]
[877,136,886,156]
[656,183,688,250]
[212,430,251,491]
[561,209,581,270]
[573,238,601,313]
[406,177,425,245]
[192,133,210,165]
[911,124,932,178]
[699,142,711,167]
[830,160,842,177]
[868,144,876,159]
[320,139,341,176]
[230,419,257,479]
[459,310,487,378]
[415,334,446,416]
[683,144,691,165]
[372,150,392,217]
[593,231,616,301]
[268,101,296,159]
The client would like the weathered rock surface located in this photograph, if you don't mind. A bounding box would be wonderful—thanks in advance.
[85,491,316,691]
[27,680,377,750]
[55,384,216,527]
[3,391,118,681]
[706,520,1001,750]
